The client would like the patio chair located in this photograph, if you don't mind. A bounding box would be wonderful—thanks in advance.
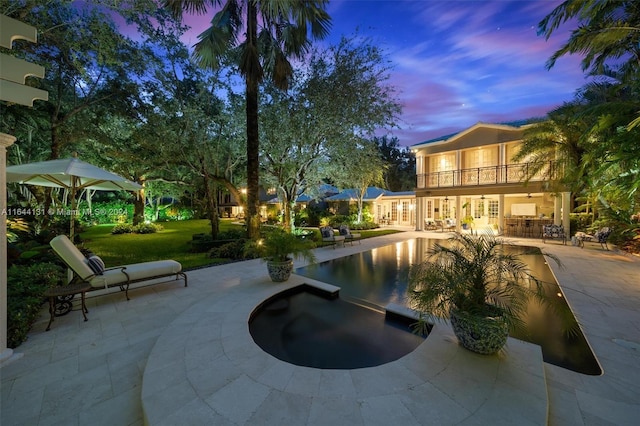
[424,219,438,231]
[542,224,566,245]
[338,224,361,245]
[576,227,612,250]
[319,226,345,248]
[50,235,187,301]
[444,218,456,231]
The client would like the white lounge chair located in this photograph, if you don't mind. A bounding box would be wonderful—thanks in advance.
[50,234,187,301]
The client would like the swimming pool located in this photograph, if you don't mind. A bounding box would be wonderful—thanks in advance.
[295,238,601,375]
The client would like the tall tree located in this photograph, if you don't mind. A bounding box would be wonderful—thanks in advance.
[259,35,402,231]
[165,0,331,238]
[1,0,144,160]
[332,139,386,223]
[539,1,640,221]
[374,136,416,191]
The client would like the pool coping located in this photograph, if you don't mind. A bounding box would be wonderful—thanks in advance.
[141,274,549,425]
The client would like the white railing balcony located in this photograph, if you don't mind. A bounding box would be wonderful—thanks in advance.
[416,161,561,189]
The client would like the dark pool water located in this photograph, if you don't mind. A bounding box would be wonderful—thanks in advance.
[295,238,602,375]
[249,286,426,369]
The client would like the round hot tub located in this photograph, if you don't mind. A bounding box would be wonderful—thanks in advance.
[249,285,427,369]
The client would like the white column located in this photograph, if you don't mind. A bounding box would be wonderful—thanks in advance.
[415,197,423,231]
[1,133,17,365]
[498,194,505,235]
[554,195,562,226]
[562,192,571,232]
[455,195,462,231]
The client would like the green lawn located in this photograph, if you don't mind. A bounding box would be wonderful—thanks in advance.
[80,219,403,270]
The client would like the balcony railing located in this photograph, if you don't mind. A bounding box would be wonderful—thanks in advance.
[416,161,561,189]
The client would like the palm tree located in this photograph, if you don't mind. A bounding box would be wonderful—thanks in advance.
[539,0,640,80]
[165,0,331,239]
[513,102,590,204]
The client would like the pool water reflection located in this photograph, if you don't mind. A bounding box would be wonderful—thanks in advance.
[295,238,601,375]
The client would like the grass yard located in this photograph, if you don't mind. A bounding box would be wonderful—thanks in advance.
[80,219,403,270]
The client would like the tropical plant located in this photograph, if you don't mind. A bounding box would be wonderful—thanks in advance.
[539,0,640,81]
[251,227,316,282]
[409,233,553,354]
[257,227,316,263]
[165,0,332,240]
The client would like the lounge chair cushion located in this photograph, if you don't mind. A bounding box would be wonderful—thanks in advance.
[321,227,334,238]
[51,235,96,280]
[86,255,105,275]
[90,260,182,289]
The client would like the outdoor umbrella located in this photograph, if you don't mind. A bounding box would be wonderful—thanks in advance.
[5,157,142,240]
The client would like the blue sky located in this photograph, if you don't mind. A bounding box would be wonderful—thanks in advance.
[180,0,585,146]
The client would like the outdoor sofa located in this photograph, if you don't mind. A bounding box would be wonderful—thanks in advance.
[542,224,567,245]
[50,234,187,301]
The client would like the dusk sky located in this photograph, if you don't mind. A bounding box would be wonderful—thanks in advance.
[177,0,585,147]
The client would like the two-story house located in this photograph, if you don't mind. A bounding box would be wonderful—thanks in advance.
[412,122,570,236]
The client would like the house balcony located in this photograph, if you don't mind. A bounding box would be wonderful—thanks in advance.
[416,161,561,189]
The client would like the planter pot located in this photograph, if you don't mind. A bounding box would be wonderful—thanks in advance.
[266,258,294,282]
[450,307,509,355]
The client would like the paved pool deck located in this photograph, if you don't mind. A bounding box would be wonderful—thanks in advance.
[1,229,639,425]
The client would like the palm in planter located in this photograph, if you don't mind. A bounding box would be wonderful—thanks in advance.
[259,228,316,282]
[409,233,551,354]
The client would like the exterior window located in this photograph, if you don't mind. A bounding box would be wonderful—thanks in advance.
[426,200,433,219]
[430,154,455,172]
[467,148,497,168]
[488,200,499,218]
[391,202,398,221]
[474,201,484,219]
[402,201,409,221]
[442,200,450,218]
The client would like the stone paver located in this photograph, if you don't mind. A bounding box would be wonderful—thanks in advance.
[1,229,639,425]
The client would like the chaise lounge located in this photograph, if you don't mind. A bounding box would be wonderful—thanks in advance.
[50,234,188,301]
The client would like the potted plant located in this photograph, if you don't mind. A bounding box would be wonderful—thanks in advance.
[408,233,552,355]
[461,215,474,230]
[258,227,316,282]
[461,202,474,230]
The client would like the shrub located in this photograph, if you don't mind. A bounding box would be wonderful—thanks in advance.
[111,223,164,234]
[328,215,352,228]
[111,223,134,234]
[217,229,246,240]
[135,223,164,234]
[349,221,379,230]
[208,239,249,260]
[7,262,65,348]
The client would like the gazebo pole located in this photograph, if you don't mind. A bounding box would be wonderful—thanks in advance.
[1,132,18,364]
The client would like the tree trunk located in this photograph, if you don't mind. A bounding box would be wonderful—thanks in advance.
[202,172,219,239]
[133,180,145,225]
[282,198,296,233]
[245,3,261,240]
